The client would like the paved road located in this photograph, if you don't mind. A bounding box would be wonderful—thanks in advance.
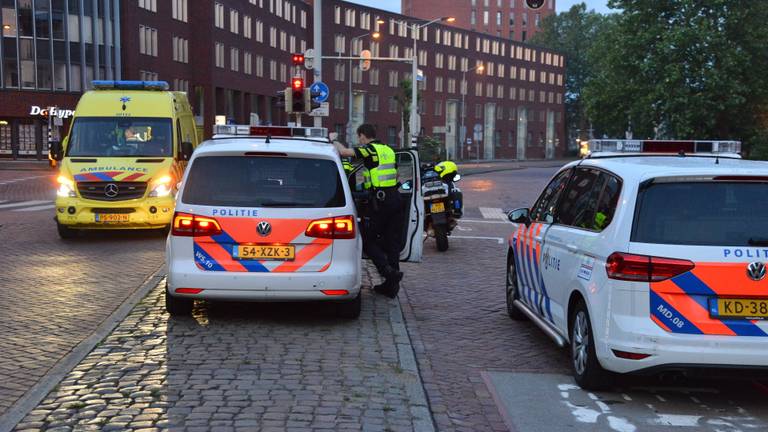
[5,164,768,431]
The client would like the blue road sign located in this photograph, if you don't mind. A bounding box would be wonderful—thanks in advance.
[310,81,330,103]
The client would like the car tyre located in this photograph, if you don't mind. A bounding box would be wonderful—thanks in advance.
[166,287,193,316]
[336,292,361,319]
[57,221,79,240]
[506,252,527,320]
[570,300,610,390]
[435,226,449,252]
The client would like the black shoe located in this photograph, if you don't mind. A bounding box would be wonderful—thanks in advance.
[374,282,399,298]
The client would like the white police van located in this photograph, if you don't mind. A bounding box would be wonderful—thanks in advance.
[165,125,423,318]
[505,140,768,388]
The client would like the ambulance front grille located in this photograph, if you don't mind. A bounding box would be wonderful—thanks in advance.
[77,181,148,201]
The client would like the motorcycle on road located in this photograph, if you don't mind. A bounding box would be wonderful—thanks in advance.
[421,161,463,252]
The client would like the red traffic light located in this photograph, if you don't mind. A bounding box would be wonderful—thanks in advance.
[292,78,304,90]
[292,53,305,66]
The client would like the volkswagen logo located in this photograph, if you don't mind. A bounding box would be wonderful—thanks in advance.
[747,262,766,281]
[104,183,119,198]
[256,221,272,237]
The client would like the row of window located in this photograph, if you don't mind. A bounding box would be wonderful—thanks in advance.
[216,1,307,32]
[138,25,158,57]
[470,9,541,30]
[470,0,554,8]
[139,0,188,22]
[332,6,561,66]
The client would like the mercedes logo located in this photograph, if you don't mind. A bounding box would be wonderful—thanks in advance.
[104,183,119,198]
[747,262,766,281]
[256,221,272,237]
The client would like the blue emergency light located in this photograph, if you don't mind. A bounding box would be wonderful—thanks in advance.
[92,80,170,91]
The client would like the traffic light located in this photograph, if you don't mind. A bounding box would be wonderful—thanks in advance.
[291,78,305,113]
[292,53,305,66]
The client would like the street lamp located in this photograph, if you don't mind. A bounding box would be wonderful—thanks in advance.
[406,16,455,147]
[346,28,382,145]
[460,63,484,160]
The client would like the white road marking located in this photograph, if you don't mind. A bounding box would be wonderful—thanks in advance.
[650,414,702,427]
[12,204,55,212]
[0,200,51,210]
[479,207,508,220]
[455,225,473,231]
[460,219,510,224]
[450,235,504,244]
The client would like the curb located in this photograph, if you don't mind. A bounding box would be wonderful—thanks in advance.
[0,266,165,432]
[390,290,437,432]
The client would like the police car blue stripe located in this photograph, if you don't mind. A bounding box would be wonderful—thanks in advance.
[512,236,530,307]
[193,243,225,272]
[650,290,703,335]
[672,272,768,337]
[519,233,535,307]
[533,258,553,322]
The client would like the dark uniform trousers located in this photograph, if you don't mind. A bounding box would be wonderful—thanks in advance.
[363,187,403,276]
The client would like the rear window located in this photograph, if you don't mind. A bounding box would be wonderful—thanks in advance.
[182,156,346,208]
[632,182,768,246]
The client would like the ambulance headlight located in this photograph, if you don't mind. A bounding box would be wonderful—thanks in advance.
[57,176,76,198]
[149,175,173,197]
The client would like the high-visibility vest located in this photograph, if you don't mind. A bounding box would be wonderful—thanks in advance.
[357,142,397,189]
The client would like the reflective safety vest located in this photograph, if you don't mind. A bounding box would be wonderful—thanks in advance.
[357,142,397,189]
[342,158,354,174]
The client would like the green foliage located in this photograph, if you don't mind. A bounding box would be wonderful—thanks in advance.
[584,0,768,156]
[418,135,444,162]
[395,79,414,145]
[530,3,610,135]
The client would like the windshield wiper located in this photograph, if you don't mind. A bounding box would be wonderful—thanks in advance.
[748,238,768,246]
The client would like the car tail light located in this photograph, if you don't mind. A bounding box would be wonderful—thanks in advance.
[175,288,203,294]
[606,252,694,282]
[171,212,223,237]
[305,215,356,239]
[321,290,349,296]
[612,349,651,360]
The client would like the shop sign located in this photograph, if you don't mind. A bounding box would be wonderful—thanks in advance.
[29,106,75,119]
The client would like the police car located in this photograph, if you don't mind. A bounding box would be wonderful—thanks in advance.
[165,125,423,318]
[505,140,768,389]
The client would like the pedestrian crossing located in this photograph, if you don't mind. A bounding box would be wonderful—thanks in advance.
[478,207,509,220]
[0,200,55,212]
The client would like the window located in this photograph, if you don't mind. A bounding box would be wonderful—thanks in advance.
[496,11,502,26]
[389,97,398,113]
[475,103,482,118]
[255,20,264,42]
[530,169,571,223]
[139,26,158,57]
[448,79,456,94]
[230,48,239,72]
[270,27,277,47]
[280,63,287,82]
[215,3,225,28]
[556,168,600,228]
[334,63,345,81]
[244,16,252,38]
[215,43,225,68]
[182,157,345,208]
[334,6,342,24]
[435,77,443,92]
[434,100,442,116]
[138,0,157,12]
[388,71,399,87]
[172,0,188,21]
[244,52,252,75]
[334,93,345,110]
[334,34,346,53]
[230,9,239,33]
[172,37,189,63]
[369,69,380,85]
[369,94,379,112]
[269,60,277,80]
[255,56,264,77]
[387,127,397,146]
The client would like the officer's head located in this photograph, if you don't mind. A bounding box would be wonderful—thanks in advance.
[357,124,377,145]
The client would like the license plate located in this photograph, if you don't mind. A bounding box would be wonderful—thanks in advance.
[714,298,768,319]
[95,214,130,223]
[430,202,446,213]
[234,245,295,260]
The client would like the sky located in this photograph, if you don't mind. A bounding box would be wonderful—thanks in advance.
[345,0,613,15]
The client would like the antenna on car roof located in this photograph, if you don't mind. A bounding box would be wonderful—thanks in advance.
[265,134,271,144]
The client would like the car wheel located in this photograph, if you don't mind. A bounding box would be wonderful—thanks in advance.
[570,300,610,390]
[56,221,79,240]
[435,226,449,252]
[165,287,193,316]
[336,292,361,319]
[506,252,527,320]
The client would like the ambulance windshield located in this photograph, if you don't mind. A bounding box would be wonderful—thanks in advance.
[67,117,173,157]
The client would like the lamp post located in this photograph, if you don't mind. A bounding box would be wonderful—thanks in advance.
[406,16,454,147]
[346,25,382,146]
[460,63,484,160]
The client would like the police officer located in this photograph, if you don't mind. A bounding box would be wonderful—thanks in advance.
[334,124,403,298]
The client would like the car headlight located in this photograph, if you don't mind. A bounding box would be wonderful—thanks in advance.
[149,175,173,197]
[57,175,76,198]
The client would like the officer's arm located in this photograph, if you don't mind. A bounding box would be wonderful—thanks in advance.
[334,142,356,158]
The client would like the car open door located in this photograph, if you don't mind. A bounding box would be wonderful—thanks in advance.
[395,149,423,262]
[349,149,423,263]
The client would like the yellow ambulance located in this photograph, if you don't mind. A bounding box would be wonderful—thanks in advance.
[50,81,199,239]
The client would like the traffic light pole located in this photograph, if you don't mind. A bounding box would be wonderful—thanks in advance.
[313,0,322,129]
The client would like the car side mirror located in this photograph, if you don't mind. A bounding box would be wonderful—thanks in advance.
[508,208,531,226]
[401,180,413,191]
[180,141,194,161]
[453,174,461,182]
[49,139,64,161]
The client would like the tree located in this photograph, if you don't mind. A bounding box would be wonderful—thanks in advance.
[529,4,610,139]
[584,0,768,155]
[418,135,444,163]
[395,79,414,147]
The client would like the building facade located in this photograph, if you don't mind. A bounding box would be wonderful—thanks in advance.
[0,0,565,161]
[0,0,121,158]
[403,0,555,43]
[323,0,565,159]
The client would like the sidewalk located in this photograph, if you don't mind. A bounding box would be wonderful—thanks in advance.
[0,160,52,171]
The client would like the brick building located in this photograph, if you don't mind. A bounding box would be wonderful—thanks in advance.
[403,0,556,43]
[1,0,565,161]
